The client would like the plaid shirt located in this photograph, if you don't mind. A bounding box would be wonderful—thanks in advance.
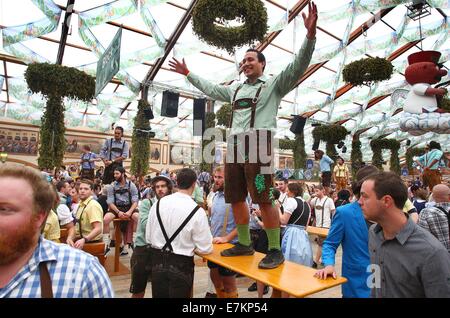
[418,202,450,253]
[0,237,114,298]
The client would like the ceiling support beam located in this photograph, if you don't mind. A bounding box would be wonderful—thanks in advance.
[139,0,198,106]
[3,61,10,103]
[56,0,75,65]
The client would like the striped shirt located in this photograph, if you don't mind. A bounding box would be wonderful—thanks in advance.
[418,202,450,253]
[0,237,114,298]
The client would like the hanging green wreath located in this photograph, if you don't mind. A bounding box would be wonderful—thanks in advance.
[370,138,400,174]
[405,147,426,173]
[131,99,151,177]
[25,63,95,170]
[342,57,393,87]
[192,0,268,54]
[312,125,349,161]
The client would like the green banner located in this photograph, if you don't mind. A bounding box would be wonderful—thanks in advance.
[95,27,122,96]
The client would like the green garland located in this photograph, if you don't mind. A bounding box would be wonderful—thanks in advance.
[350,135,362,178]
[192,0,268,54]
[255,174,266,193]
[405,147,426,173]
[278,132,306,170]
[279,139,295,150]
[25,63,95,170]
[370,138,400,174]
[200,112,216,173]
[216,103,232,127]
[342,57,393,87]
[25,63,95,101]
[37,95,65,169]
[312,125,349,144]
[312,125,349,161]
[131,100,151,177]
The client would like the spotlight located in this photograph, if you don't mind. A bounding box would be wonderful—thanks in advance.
[337,141,345,149]
[342,145,347,153]
[406,139,411,146]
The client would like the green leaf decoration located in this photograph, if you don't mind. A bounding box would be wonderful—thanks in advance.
[370,138,401,174]
[25,63,95,170]
[192,0,268,54]
[255,174,266,194]
[342,57,393,87]
[131,99,151,177]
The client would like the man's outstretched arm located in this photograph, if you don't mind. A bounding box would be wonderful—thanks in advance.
[169,57,233,102]
[273,1,318,96]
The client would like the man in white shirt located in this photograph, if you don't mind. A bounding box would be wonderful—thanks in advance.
[309,185,335,268]
[146,168,213,298]
[275,178,289,207]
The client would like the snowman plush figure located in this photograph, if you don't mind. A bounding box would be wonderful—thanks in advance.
[404,51,447,114]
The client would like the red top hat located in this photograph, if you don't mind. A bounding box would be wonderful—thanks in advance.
[407,51,441,65]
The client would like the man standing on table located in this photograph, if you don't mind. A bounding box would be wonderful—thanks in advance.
[169,3,318,269]
[100,126,129,185]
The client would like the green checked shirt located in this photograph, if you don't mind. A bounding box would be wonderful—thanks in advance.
[187,38,316,136]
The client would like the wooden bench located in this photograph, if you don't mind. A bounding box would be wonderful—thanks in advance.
[200,243,346,298]
[83,242,106,267]
[306,226,329,237]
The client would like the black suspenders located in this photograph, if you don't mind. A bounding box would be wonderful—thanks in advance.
[155,197,201,252]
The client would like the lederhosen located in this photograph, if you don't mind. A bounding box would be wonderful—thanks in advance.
[102,139,126,184]
[80,152,95,180]
[113,181,136,233]
[150,198,201,298]
[224,84,273,204]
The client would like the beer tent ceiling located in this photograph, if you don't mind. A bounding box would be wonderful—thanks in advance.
[0,0,449,163]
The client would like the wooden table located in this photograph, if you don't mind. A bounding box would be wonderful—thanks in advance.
[306,226,329,237]
[200,243,346,298]
[104,218,130,276]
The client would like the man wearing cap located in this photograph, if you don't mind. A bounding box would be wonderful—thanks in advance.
[416,141,443,191]
[100,126,129,185]
[168,3,318,269]
[130,175,173,298]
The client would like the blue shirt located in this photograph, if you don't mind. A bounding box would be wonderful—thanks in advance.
[80,152,98,169]
[417,149,443,170]
[320,155,334,172]
[0,237,114,298]
[210,192,237,244]
[100,138,129,161]
[322,201,371,298]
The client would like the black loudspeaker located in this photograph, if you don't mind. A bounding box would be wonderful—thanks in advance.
[193,98,206,136]
[193,98,206,119]
[312,140,320,151]
[342,145,347,153]
[161,91,179,117]
[290,116,306,134]
[406,139,411,146]
[143,108,154,120]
